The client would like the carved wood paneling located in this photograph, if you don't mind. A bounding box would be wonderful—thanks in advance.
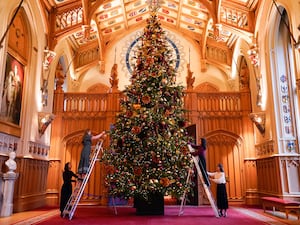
[87,83,110,93]
[13,158,49,212]
[256,157,281,195]
[220,4,254,32]
[184,88,254,203]
[54,2,83,33]
[244,159,259,204]
[194,82,219,92]
[206,45,229,65]
[50,85,300,205]
[280,156,300,194]
[206,132,244,201]
[49,87,256,206]
[61,133,107,204]
[76,47,99,69]
[255,140,275,157]
[63,93,108,113]
[196,92,241,113]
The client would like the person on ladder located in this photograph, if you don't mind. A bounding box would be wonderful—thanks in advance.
[208,163,229,217]
[190,137,210,187]
[77,129,106,179]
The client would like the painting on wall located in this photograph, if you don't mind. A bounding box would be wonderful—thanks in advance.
[0,53,24,125]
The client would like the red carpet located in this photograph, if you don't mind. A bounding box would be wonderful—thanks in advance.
[32,206,275,225]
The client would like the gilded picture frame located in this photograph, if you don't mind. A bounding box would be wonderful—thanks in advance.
[1,53,24,126]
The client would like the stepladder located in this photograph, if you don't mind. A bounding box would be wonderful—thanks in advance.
[62,140,110,220]
[178,144,219,217]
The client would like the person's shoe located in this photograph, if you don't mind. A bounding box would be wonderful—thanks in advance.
[218,211,223,217]
[223,210,227,217]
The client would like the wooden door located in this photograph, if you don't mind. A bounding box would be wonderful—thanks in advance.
[206,132,244,201]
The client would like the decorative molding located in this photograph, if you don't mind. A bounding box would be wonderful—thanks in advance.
[0,133,19,155]
[66,135,82,146]
[87,83,110,93]
[186,64,195,90]
[206,45,228,65]
[280,156,300,168]
[244,160,257,168]
[195,82,219,92]
[77,47,99,69]
[109,64,119,92]
[255,140,275,157]
[28,141,50,158]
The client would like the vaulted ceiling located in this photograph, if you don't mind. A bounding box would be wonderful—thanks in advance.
[42,0,259,74]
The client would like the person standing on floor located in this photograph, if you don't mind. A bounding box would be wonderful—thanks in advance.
[207,163,229,217]
[60,162,78,217]
[77,129,106,178]
[190,137,210,186]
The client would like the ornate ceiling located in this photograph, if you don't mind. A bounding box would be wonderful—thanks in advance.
[43,0,259,74]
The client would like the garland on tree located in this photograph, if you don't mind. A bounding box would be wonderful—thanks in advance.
[102,5,194,201]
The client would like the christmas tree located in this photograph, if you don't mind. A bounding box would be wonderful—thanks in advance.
[103,2,194,203]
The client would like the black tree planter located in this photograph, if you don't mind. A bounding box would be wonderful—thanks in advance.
[134,192,164,215]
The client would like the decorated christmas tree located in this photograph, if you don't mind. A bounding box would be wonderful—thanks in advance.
[103,2,194,206]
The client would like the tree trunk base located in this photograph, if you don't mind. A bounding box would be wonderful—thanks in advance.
[134,192,164,215]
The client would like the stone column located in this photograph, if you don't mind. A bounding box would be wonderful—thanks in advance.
[0,151,18,217]
[0,172,18,217]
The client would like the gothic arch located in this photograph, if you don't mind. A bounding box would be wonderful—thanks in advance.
[205,129,244,201]
[1,6,33,136]
[61,129,106,202]
[87,83,110,93]
[195,82,219,92]
[62,128,101,169]
[262,4,300,196]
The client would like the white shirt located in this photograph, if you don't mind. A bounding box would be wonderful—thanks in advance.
[207,171,226,184]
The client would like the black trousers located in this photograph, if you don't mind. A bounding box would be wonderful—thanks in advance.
[198,156,210,187]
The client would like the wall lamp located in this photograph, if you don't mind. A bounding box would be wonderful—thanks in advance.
[249,112,265,136]
[38,112,55,137]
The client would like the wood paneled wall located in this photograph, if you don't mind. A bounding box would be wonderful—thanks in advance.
[256,157,281,195]
[4,77,297,213]
[45,86,258,206]
[0,156,50,213]
[184,90,257,204]
[46,90,119,206]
